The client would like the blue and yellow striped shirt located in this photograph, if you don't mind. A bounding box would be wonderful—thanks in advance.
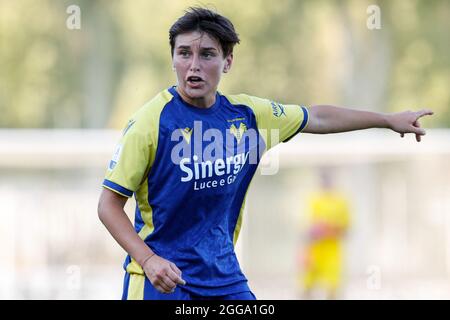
[103,86,308,296]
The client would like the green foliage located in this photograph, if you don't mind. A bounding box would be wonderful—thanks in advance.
[0,0,447,128]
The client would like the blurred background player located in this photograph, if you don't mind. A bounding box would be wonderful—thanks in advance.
[299,168,351,300]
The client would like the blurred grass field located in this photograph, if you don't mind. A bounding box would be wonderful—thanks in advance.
[1,129,450,299]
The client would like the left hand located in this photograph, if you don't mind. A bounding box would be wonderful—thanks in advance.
[387,109,434,142]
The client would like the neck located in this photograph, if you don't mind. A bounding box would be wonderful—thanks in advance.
[176,87,216,109]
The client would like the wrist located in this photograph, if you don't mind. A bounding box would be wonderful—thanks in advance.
[138,252,156,267]
[381,113,392,129]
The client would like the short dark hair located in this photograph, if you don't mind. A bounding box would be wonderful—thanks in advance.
[169,7,240,58]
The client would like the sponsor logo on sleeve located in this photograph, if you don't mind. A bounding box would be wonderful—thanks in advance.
[108,143,122,171]
[271,101,286,117]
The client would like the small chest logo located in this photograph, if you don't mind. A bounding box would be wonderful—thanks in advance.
[230,123,247,144]
[180,127,193,144]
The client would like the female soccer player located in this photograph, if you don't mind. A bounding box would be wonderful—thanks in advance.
[97,7,433,300]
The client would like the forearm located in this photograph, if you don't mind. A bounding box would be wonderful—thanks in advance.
[98,204,154,266]
[307,105,389,134]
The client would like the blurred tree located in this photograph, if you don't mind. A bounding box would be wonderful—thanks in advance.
[0,0,447,129]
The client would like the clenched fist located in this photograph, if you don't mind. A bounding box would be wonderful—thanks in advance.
[142,254,186,294]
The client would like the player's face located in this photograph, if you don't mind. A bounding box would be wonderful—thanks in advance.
[172,31,232,107]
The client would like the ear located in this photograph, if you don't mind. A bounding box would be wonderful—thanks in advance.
[223,53,233,73]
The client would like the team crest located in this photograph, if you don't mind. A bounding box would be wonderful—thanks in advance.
[230,123,247,144]
[180,127,193,144]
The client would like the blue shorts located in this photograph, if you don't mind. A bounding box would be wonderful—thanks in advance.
[121,272,257,300]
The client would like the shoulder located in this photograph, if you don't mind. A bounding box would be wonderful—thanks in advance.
[124,89,174,137]
[223,93,270,109]
[222,93,273,122]
[132,89,174,125]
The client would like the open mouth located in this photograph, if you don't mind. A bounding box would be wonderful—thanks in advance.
[187,76,204,83]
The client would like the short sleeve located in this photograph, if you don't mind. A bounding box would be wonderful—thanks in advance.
[102,119,152,198]
[230,95,308,150]
[250,95,308,143]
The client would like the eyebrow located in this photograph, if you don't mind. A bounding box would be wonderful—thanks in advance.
[176,45,218,51]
